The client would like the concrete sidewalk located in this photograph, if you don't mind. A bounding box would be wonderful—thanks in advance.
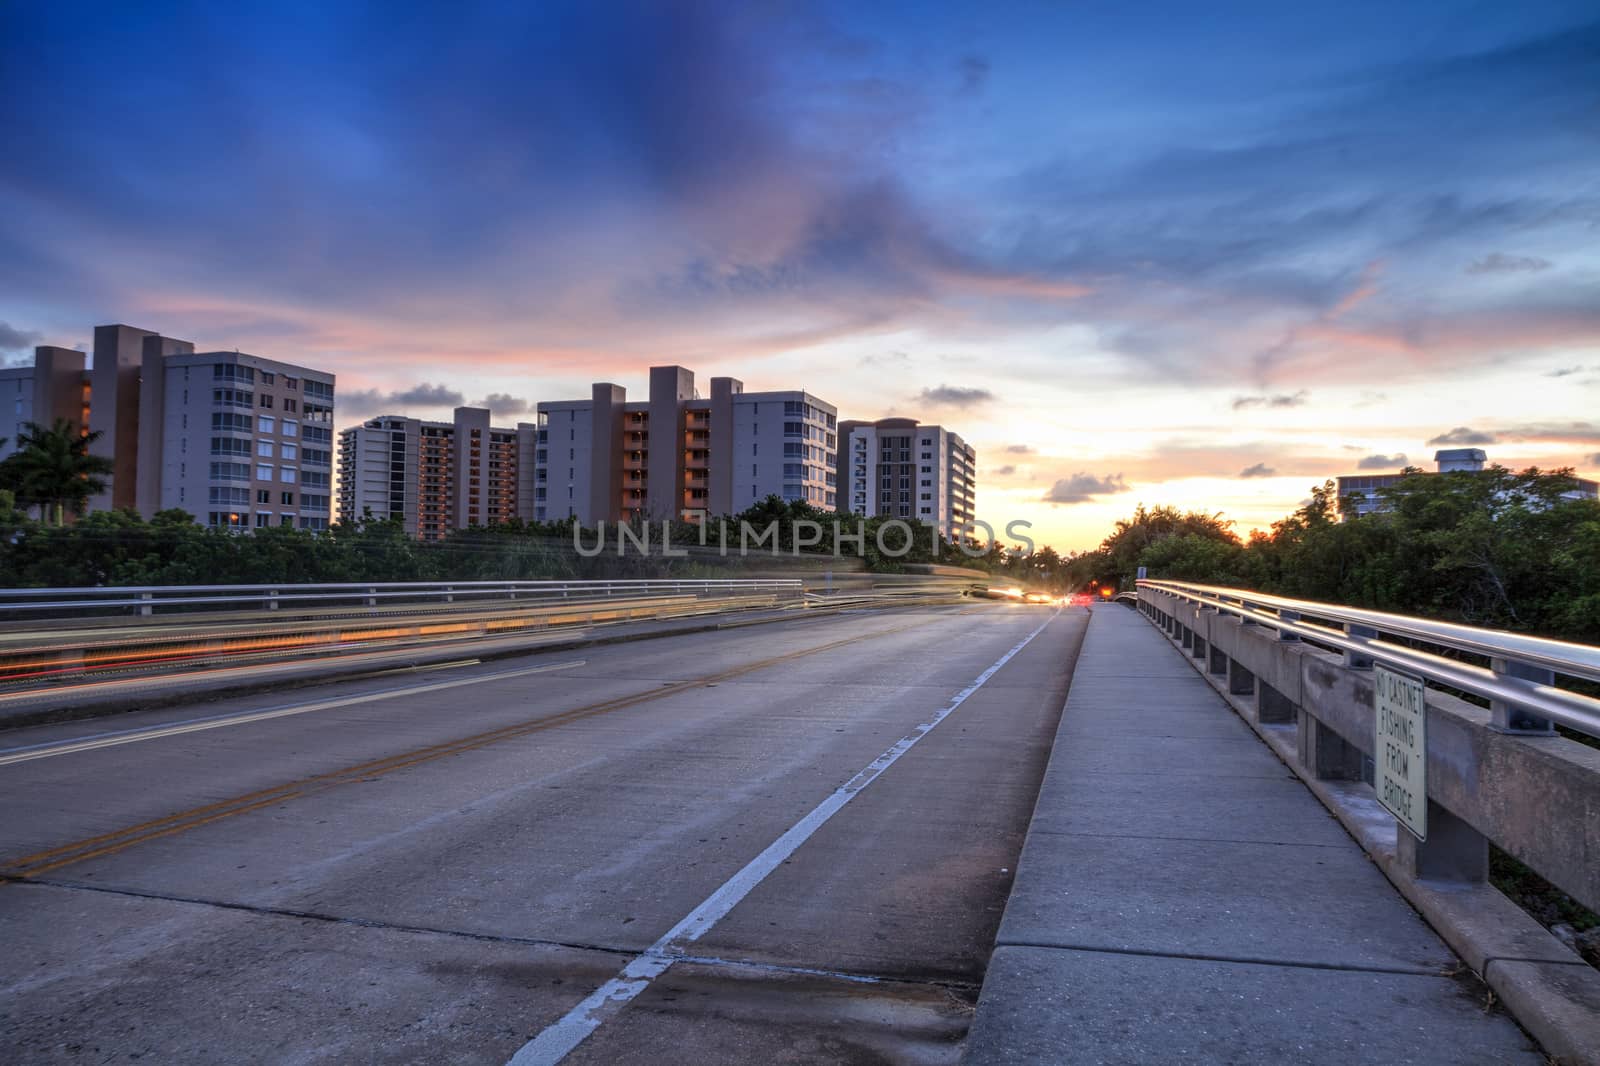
[963,604,1541,1064]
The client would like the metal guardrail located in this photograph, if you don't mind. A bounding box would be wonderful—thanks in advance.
[0,579,806,617]
[1138,579,1600,741]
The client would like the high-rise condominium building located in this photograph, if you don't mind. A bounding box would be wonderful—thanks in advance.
[533,366,837,524]
[838,418,977,541]
[337,407,538,538]
[153,350,337,530]
[1,325,336,530]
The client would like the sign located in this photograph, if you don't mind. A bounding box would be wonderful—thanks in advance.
[1374,665,1427,840]
[1136,566,1147,580]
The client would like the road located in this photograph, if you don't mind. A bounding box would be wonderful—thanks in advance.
[0,602,1085,1064]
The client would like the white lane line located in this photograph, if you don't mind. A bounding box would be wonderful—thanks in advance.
[507,611,1059,1066]
[0,659,586,767]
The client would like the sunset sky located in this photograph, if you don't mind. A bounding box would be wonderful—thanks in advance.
[2,1,1596,552]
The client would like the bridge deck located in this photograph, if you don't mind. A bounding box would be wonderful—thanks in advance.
[964,604,1541,1064]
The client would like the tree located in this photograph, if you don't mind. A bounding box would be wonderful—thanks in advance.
[0,420,115,526]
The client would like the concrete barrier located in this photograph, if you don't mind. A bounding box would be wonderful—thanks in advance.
[1138,588,1600,1066]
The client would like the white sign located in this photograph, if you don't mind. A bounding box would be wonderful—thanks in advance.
[1375,665,1427,840]
[1136,566,1148,580]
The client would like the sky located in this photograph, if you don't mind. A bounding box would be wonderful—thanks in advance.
[1,0,1597,553]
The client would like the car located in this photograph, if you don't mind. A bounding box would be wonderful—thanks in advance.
[1024,592,1052,604]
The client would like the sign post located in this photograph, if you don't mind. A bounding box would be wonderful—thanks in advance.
[1374,665,1427,840]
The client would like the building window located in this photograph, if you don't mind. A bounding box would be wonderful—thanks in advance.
[258,415,275,434]
[257,440,274,457]
[281,491,295,505]
[256,464,272,480]
[281,443,298,461]
[259,394,274,409]
[256,489,270,504]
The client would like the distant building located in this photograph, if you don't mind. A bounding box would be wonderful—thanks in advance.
[2,327,337,530]
[533,366,837,525]
[1337,449,1598,518]
[0,346,90,458]
[837,418,977,540]
[338,408,537,538]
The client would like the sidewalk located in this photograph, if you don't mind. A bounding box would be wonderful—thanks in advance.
[963,604,1541,1064]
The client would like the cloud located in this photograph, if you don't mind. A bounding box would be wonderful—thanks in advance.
[1238,463,1276,478]
[994,464,1016,476]
[957,54,990,95]
[1545,365,1591,378]
[0,321,42,352]
[340,382,466,416]
[1427,426,1497,446]
[476,392,531,416]
[1466,252,1552,275]
[1589,452,1600,467]
[919,384,994,409]
[1004,443,1035,454]
[1500,421,1600,445]
[1232,390,1309,411]
[860,350,910,368]
[390,383,466,406]
[1042,472,1128,504]
[1357,453,1408,469]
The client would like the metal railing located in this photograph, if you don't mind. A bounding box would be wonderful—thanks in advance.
[0,579,806,618]
[1138,579,1600,740]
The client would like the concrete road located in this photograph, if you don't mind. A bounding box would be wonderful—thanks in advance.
[0,602,1085,1065]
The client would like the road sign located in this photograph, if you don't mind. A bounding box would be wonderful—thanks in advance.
[1374,665,1427,840]
[1136,566,1147,580]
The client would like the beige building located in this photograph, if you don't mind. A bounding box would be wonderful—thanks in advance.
[533,366,836,525]
[838,418,977,540]
[338,408,538,538]
[0,346,91,457]
[3,325,336,530]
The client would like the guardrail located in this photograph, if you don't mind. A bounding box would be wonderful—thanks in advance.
[1135,579,1600,919]
[1138,579,1600,740]
[0,579,806,619]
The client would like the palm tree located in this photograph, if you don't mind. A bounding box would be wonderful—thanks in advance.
[0,420,114,526]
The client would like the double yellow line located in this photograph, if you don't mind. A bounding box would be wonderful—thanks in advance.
[2,622,920,880]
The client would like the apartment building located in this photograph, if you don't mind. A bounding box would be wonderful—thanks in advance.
[0,346,90,457]
[337,408,538,538]
[2,325,338,530]
[154,351,337,530]
[838,418,977,540]
[533,366,837,524]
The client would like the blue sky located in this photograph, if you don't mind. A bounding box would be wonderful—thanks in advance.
[2,1,1596,548]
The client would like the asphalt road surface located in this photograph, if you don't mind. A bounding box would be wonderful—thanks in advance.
[0,602,1085,1065]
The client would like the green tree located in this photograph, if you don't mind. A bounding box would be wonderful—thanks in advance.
[0,420,115,526]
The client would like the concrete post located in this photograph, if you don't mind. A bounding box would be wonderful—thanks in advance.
[1208,646,1228,676]
[1298,715,1363,780]
[1277,609,1301,642]
[1257,681,1296,723]
[1489,658,1556,735]
[1228,658,1255,695]
[1344,623,1376,669]
[1191,634,1207,660]
[138,592,153,617]
[1397,801,1488,884]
